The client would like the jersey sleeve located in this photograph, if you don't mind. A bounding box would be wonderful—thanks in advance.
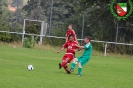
[84,43,90,49]
[66,33,67,37]
[75,42,79,48]
[66,30,68,37]
[63,42,68,48]
[72,30,76,37]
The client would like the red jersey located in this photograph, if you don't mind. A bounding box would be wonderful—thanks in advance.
[66,29,76,41]
[63,40,78,55]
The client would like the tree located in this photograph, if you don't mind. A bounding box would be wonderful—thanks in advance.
[65,0,133,43]
[11,0,23,7]
[22,0,75,36]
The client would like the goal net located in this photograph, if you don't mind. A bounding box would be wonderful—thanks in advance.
[22,19,47,44]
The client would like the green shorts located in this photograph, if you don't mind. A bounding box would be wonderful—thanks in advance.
[77,56,90,66]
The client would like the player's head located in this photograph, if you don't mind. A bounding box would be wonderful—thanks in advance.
[68,34,74,41]
[68,24,72,29]
[84,36,91,43]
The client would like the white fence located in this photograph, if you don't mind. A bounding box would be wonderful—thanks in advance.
[0,30,133,56]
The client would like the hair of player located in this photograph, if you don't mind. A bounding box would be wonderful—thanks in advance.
[68,24,72,27]
[85,36,91,41]
[68,34,74,38]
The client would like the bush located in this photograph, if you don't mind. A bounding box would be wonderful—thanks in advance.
[0,26,20,42]
[25,24,39,34]
[23,35,38,48]
[10,34,20,42]
[0,32,11,42]
[43,37,65,46]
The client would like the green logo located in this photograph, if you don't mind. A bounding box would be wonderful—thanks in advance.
[110,0,133,20]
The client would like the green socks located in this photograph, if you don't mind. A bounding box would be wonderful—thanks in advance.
[71,62,82,75]
[78,67,82,75]
[71,62,76,69]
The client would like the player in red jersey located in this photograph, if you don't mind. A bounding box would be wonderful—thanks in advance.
[66,24,78,42]
[57,34,79,74]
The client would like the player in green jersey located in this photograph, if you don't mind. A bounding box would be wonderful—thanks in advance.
[70,36,92,76]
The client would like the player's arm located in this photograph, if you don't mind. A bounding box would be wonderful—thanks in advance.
[74,43,82,52]
[57,42,68,53]
[57,47,65,53]
[75,45,84,49]
[72,30,78,42]
[66,37,68,43]
[74,48,81,52]
[65,33,68,42]
[74,36,78,42]
[72,30,78,43]
[77,48,82,51]
[76,44,90,50]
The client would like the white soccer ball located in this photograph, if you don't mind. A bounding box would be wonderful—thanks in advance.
[27,65,34,70]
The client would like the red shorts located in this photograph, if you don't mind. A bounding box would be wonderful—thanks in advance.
[62,53,74,63]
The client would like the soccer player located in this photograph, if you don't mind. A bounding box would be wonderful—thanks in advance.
[57,34,79,74]
[66,24,77,42]
[70,36,92,76]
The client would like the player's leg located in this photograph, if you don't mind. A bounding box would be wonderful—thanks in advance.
[59,55,66,69]
[70,58,78,72]
[61,54,73,66]
[62,57,70,72]
[61,55,73,74]
[61,57,69,66]
[63,54,74,74]
[77,58,88,76]
[59,55,67,69]
[63,65,71,74]
[77,62,82,76]
[61,57,71,74]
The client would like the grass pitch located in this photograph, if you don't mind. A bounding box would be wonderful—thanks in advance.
[0,44,133,88]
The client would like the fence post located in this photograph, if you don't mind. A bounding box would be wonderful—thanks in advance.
[40,21,44,45]
[104,42,107,56]
[22,19,26,43]
[32,34,35,47]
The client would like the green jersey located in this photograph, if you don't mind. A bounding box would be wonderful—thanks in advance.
[82,43,92,59]
[77,43,92,66]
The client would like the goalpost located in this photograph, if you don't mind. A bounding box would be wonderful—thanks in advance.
[22,19,47,44]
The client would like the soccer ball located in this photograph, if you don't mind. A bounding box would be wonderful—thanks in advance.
[27,65,34,70]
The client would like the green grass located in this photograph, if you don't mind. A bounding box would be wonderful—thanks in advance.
[0,44,133,88]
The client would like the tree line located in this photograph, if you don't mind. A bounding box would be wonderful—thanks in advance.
[0,0,133,43]
[22,0,133,43]
[0,0,133,55]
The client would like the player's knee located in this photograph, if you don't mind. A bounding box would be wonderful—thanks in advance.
[73,58,78,62]
[78,62,82,67]
[66,58,69,61]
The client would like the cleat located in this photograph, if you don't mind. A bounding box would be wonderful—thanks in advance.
[70,68,74,72]
[77,74,81,76]
[67,71,71,74]
[59,63,62,69]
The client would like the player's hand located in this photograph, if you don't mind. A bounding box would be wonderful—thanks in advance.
[77,48,81,51]
[74,44,78,47]
[75,44,80,47]
[73,49,77,52]
[57,51,60,53]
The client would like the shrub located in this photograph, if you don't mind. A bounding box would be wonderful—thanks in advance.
[43,37,65,46]
[0,32,11,42]
[23,35,38,48]
[10,34,20,42]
